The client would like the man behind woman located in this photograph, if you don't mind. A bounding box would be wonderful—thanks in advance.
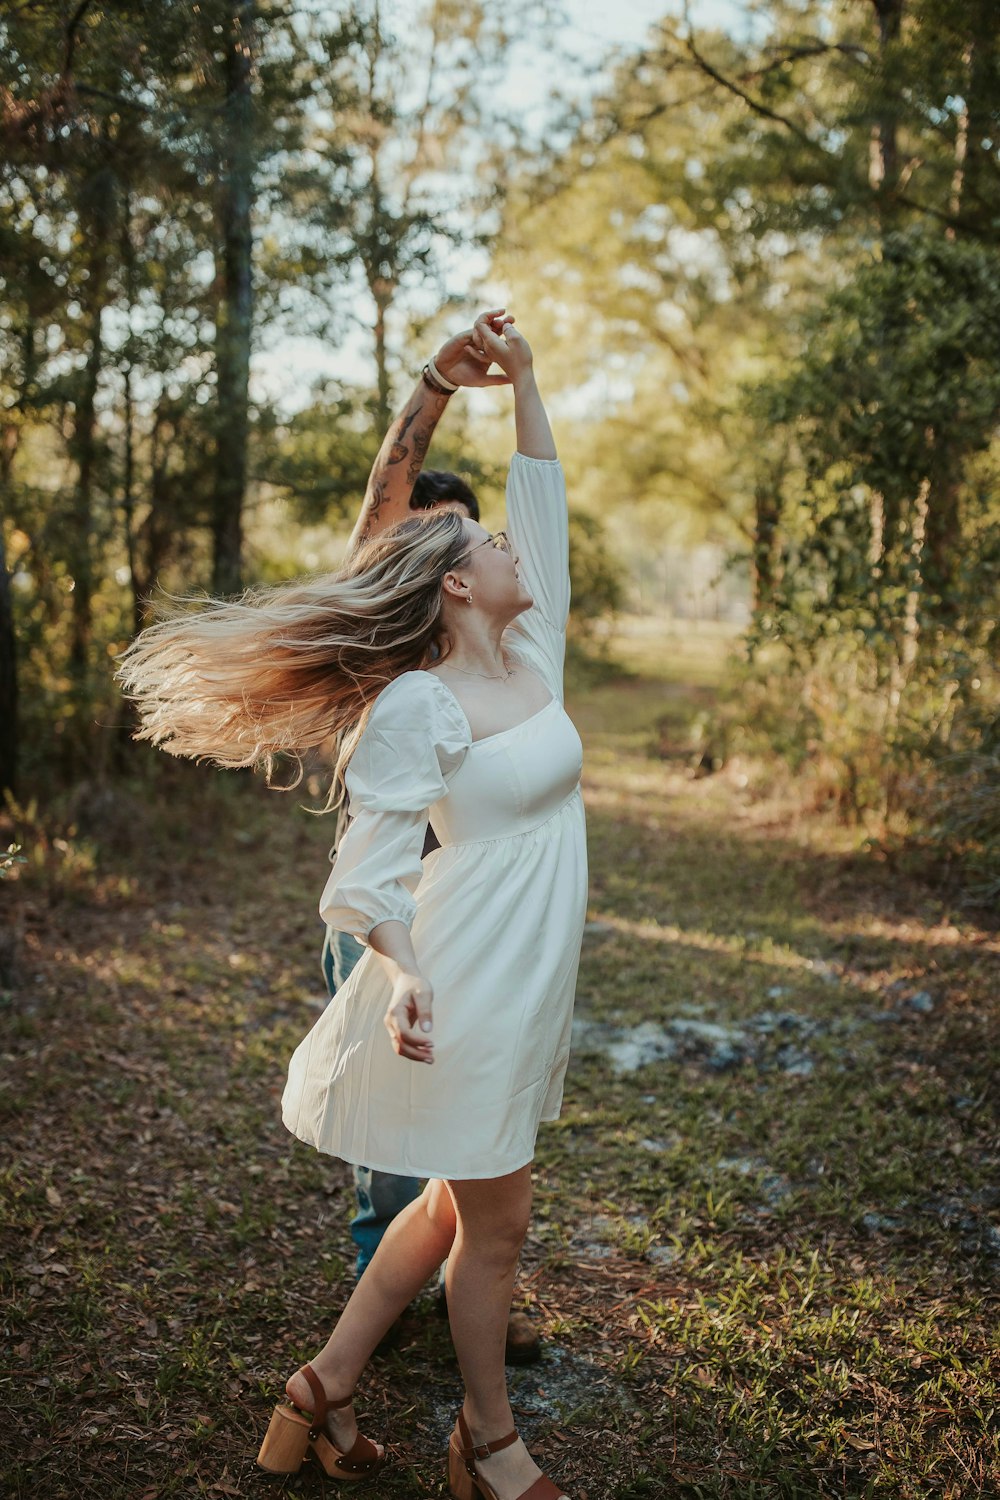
[323,313,540,1367]
[119,312,585,1499]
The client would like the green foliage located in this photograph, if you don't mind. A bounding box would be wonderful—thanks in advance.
[4,0,999,903]
[738,230,1000,894]
[566,511,626,642]
[252,391,380,526]
[0,1,555,792]
[0,844,25,879]
[757,232,1000,647]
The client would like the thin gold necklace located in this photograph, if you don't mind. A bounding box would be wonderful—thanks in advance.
[442,660,514,681]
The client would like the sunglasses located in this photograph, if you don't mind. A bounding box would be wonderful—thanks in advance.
[464,530,513,558]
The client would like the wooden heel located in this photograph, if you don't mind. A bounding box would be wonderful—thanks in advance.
[448,1434,482,1500]
[256,1403,311,1474]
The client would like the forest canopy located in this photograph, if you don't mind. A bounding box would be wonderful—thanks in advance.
[1,0,998,898]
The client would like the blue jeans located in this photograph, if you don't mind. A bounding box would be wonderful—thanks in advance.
[321,925,366,995]
[321,926,422,1277]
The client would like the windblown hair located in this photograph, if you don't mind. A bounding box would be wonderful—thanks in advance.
[116,511,470,803]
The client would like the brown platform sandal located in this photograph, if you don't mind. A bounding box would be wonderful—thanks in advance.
[257,1363,384,1481]
[447,1410,569,1500]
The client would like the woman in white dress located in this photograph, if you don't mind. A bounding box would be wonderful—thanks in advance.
[119,315,584,1500]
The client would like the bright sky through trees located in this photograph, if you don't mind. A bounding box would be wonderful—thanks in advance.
[253,0,747,410]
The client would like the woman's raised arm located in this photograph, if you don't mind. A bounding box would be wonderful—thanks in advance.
[473,318,556,461]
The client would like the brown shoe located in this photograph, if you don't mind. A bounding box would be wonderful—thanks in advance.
[257,1364,384,1480]
[504,1310,542,1366]
[448,1410,567,1499]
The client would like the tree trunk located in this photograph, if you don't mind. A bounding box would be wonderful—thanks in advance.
[868,0,904,223]
[120,195,142,639]
[948,46,971,233]
[148,405,174,595]
[0,318,39,796]
[362,7,394,432]
[372,276,392,431]
[953,2,997,239]
[751,479,780,611]
[67,130,114,681]
[924,473,961,621]
[212,0,255,598]
[0,527,17,798]
[67,286,104,675]
[886,473,929,752]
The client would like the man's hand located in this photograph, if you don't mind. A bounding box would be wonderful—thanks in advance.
[436,308,516,388]
[350,308,517,550]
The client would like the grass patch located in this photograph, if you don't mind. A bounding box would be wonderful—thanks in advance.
[0,615,996,1497]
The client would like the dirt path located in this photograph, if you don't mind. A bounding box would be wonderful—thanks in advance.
[2,657,997,1498]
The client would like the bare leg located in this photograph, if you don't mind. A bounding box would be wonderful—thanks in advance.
[286,1177,457,1452]
[446,1167,549,1500]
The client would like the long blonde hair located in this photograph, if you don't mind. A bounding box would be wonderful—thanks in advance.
[116,511,470,800]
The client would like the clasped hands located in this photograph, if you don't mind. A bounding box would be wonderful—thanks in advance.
[434,307,534,389]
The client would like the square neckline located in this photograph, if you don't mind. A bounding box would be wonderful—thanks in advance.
[422,668,557,747]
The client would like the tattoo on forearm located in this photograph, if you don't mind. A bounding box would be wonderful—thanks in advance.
[360,382,450,536]
[360,477,387,543]
[387,407,420,467]
[406,424,433,486]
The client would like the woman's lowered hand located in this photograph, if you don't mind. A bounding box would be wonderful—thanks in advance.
[384,970,435,1064]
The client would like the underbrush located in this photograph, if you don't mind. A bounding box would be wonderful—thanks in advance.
[635,629,1000,912]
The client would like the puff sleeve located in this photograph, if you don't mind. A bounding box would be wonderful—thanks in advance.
[502,454,570,699]
[319,673,469,943]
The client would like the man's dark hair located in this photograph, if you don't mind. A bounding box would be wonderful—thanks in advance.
[411,469,480,522]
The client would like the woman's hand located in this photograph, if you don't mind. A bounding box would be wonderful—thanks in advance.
[384,970,435,1064]
[471,313,534,384]
[435,309,514,388]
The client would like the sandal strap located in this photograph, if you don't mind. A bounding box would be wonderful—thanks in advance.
[336,1431,382,1472]
[516,1480,567,1500]
[456,1409,519,1462]
[299,1364,355,1436]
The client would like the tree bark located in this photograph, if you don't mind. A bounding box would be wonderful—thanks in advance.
[751,479,781,611]
[67,119,115,678]
[0,317,40,797]
[924,471,961,620]
[954,2,997,239]
[868,0,904,235]
[212,0,255,597]
[67,282,104,675]
[371,268,392,432]
[0,527,17,798]
[119,193,142,639]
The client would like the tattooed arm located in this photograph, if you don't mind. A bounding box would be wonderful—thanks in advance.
[347,310,513,552]
[347,379,450,552]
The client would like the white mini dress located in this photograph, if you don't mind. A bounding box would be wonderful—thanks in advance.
[281,454,588,1180]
